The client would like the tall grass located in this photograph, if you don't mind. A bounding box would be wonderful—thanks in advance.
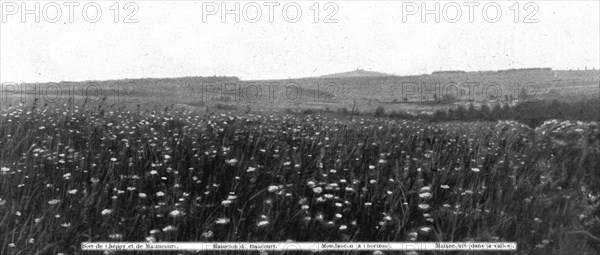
[0,100,598,255]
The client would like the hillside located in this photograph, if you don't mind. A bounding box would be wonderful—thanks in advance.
[317,69,393,78]
[3,68,598,114]
[299,68,599,103]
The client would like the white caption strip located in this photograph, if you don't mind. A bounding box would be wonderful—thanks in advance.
[81,242,517,251]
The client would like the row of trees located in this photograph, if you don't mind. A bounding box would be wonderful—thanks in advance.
[360,98,599,127]
[433,98,599,126]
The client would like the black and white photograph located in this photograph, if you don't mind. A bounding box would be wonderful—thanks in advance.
[0,1,599,254]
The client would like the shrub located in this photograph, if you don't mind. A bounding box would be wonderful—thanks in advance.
[374,106,385,116]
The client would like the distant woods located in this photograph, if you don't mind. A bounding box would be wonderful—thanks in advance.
[323,97,600,127]
[431,98,599,126]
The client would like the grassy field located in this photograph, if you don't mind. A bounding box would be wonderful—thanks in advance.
[0,99,599,255]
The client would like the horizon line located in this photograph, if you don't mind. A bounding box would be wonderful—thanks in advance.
[2,66,599,85]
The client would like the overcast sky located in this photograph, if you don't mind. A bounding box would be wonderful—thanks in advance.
[1,1,599,83]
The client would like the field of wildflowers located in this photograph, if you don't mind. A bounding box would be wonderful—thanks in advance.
[0,101,599,255]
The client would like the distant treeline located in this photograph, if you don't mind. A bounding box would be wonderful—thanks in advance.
[431,67,554,76]
[430,98,599,126]
[322,98,599,127]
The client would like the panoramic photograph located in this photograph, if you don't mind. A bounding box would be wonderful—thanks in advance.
[0,1,599,254]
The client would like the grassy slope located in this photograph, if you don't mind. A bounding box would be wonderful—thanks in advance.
[0,102,599,254]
